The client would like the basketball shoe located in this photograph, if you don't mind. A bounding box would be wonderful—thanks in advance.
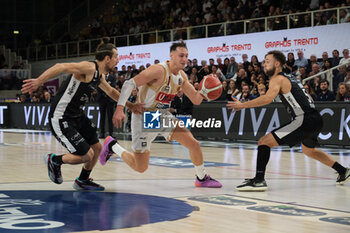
[195,175,222,188]
[236,178,267,191]
[99,136,115,165]
[336,168,350,185]
[44,153,63,184]
[73,178,105,191]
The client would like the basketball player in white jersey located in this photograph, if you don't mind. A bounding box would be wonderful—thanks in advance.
[21,42,142,191]
[227,50,349,191]
[100,41,222,188]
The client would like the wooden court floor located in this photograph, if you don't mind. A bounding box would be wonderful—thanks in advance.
[0,129,349,233]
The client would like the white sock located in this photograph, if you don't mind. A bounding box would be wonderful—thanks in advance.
[111,142,126,157]
[194,164,207,180]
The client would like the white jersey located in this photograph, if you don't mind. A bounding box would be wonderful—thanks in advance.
[136,61,184,111]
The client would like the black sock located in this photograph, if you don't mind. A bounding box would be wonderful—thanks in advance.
[108,140,117,151]
[51,154,64,165]
[255,145,271,181]
[78,168,92,181]
[332,162,346,174]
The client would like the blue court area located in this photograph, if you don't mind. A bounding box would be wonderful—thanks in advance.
[0,191,194,233]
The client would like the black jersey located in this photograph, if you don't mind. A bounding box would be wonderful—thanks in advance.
[277,72,316,118]
[49,61,101,119]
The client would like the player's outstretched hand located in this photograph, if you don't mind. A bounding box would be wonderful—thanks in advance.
[130,103,145,114]
[21,79,41,94]
[226,98,244,112]
[113,106,126,128]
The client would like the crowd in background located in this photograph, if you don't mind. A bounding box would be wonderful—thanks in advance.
[16,48,350,104]
[71,0,350,44]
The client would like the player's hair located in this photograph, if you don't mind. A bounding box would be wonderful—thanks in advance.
[170,40,187,52]
[95,37,116,61]
[266,50,286,66]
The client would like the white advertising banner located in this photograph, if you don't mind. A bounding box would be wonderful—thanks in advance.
[116,23,350,69]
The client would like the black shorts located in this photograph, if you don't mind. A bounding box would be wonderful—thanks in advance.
[271,110,323,148]
[49,115,99,155]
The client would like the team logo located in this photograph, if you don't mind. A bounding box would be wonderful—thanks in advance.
[143,111,161,129]
[0,190,193,232]
[155,92,176,104]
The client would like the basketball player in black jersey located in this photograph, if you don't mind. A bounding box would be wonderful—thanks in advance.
[21,42,142,191]
[227,50,349,191]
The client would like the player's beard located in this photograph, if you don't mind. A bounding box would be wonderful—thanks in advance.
[264,66,276,76]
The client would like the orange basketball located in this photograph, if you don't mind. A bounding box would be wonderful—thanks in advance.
[199,74,223,101]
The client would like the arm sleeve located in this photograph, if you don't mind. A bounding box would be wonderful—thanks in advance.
[117,79,136,106]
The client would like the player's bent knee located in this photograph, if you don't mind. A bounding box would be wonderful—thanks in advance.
[91,143,102,157]
[81,149,95,163]
[301,144,314,155]
[191,139,200,149]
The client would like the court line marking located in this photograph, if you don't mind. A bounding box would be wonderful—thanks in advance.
[221,166,335,180]
[186,194,350,214]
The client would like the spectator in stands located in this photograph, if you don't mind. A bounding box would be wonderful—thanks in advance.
[124,66,133,80]
[222,58,229,75]
[131,64,139,78]
[307,75,321,96]
[296,67,308,81]
[119,65,127,76]
[190,67,199,81]
[294,50,308,68]
[334,65,347,92]
[254,83,267,98]
[211,65,225,81]
[331,49,341,76]
[322,60,334,91]
[316,79,335,101]
[116,75,126,90]
[235,84,254,102]
[345,66,350,85]
[198,65,210,82]
[43,90,52,103]
[309,63,325,80]
[170,89,193,115]
[32,92,42,103]
[226,79,238,100]
[335,82,350,101]
[340,8,350,23]
[192,58,200,71]
[317,52,329,68]
[242,54,251,71]
[234,68,249,88]
[330,50,340,66]
[226,57,238,79]
[19,94,28,103]
[304,83,317,102]
[217,79,228,101]
[216,57,225,72]
[285,52,296,73]
[184,59,193,76]
[250,55,261,67]
[339,49,350,67]
[307,54,318,73]
[208,58,215,72]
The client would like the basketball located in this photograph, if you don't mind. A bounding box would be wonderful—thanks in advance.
[198,74,223,101]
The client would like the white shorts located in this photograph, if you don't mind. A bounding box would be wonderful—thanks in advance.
[131,111,179,153]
